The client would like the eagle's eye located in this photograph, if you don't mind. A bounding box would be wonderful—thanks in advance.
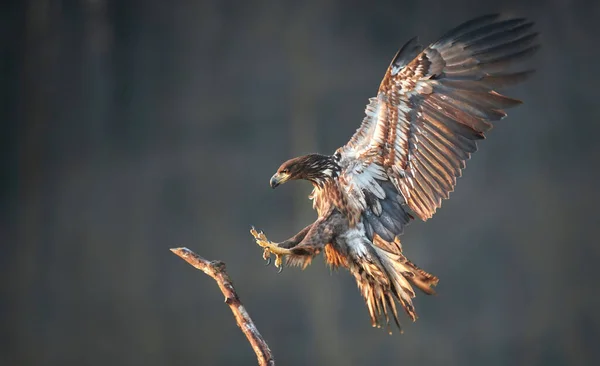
[281,168,289,174]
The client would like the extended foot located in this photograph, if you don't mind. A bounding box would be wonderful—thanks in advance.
[250,227,292,272]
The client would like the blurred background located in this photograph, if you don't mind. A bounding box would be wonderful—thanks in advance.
[3,0,600,365]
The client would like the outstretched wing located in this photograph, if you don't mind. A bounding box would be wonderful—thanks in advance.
[338,14,538,235]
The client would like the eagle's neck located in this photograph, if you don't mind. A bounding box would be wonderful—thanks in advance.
[298,153,341,188]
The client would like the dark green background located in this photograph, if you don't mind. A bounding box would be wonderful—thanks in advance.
[3,0,599,365]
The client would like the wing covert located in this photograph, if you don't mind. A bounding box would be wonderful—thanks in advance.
[340,14,539,222]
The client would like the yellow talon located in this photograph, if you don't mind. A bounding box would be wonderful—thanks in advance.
[262,247,271,261]
[274,255,283,268]
[250,227,293,270]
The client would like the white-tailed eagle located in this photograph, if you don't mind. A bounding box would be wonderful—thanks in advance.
[251,14,538,333]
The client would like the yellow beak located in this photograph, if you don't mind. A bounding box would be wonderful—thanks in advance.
[270,172,290,188]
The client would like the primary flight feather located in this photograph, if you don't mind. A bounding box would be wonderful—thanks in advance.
[251,14,539,332]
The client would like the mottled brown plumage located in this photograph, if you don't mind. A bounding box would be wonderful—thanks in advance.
[251,14,538,332]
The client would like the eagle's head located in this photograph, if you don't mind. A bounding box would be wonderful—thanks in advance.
[270,153,341,189]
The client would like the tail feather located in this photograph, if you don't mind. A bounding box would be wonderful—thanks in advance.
[379,247,440,295]
[351,240,438,332]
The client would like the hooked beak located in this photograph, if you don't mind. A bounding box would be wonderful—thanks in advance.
[270,172,290,189]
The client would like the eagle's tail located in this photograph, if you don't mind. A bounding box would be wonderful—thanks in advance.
[352,241,438,333]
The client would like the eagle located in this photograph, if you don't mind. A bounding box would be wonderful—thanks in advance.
[250,14,539,332]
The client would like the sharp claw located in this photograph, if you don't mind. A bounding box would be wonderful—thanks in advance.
[262,247,270,260]
[274,254,283,269]
[251,228,289,270]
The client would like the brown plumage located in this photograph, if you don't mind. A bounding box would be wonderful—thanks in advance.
[251,14,539,332]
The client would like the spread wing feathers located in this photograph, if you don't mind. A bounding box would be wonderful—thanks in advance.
[339,14,539,224]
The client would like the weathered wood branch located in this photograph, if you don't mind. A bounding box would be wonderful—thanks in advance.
[170,247,275,366]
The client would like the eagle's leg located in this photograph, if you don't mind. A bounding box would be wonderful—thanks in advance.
[280,218,337,269]
[250,223,314,271]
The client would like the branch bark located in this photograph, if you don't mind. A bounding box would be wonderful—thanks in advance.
[170,247,275,366]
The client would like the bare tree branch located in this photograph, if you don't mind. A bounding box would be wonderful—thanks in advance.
[170,247,275,366]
